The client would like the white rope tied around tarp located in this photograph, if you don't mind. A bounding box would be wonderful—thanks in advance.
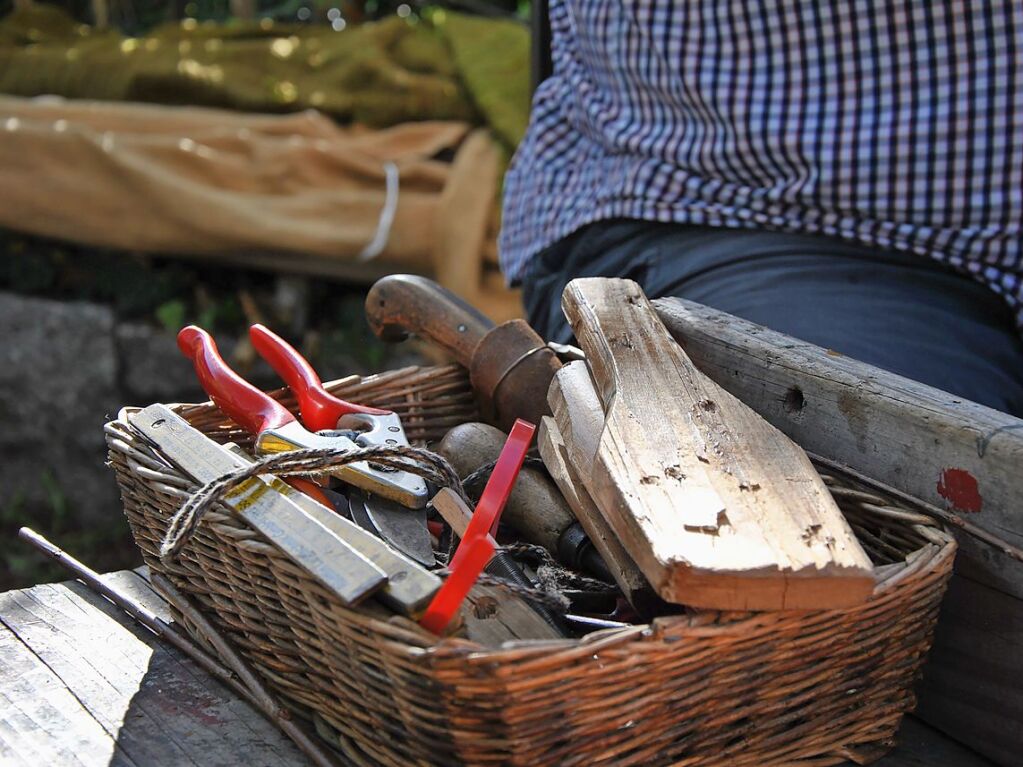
[358,160,399,262]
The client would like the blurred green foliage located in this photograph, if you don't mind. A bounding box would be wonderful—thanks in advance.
[1,470,139,590]
[0,0,527,36]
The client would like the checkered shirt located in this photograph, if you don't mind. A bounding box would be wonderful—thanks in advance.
[500,1,1023,327]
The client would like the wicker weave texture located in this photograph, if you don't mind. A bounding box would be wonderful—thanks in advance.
[105,364,955,766]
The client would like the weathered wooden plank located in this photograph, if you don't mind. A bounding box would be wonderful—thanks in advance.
[653,296,1022,763]
[67,571,307,761]
[2,584,195,767]
[653,296,1023,600]
[0,623,128,766]
[875,716,994,767]
[914,573,1022,766]
[0,575,308,767]
[537,412,650,606]
[563,278,874,610]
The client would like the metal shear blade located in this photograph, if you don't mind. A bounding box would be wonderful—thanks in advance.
[348,489,435,567]
[256,420,428,508]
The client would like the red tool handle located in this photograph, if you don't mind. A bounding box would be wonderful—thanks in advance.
[418,420,536,634]
[419,535,495,635]
[448,419,536,571]
[249,324,388,433]
[178,326,296,435]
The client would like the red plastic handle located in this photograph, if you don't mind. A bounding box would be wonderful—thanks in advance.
[418,420,537,634]
[249,324,387,433]
[419,535,495,635]
[177,326,295,436]
[449,419,536,571]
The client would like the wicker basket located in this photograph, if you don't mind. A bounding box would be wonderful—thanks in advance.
[105,363,956,767]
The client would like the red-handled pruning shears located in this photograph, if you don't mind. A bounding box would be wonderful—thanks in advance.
[177,325,430,509]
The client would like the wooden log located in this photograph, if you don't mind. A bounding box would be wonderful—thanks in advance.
[561,278,874,610]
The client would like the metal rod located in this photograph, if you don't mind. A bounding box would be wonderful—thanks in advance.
[151,573,341,767]
[17,527,242,689]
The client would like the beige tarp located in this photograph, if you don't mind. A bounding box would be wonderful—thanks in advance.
[0,95,478,269]
[0,94,521,318]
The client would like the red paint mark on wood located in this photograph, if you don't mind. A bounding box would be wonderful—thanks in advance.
[937,468,983,513]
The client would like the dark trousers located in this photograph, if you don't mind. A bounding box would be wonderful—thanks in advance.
[522,220,1023,416]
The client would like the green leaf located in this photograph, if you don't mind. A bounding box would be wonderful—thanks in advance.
[155,299,187,333]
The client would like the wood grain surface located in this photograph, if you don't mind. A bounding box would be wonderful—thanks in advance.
[653,295,1023,764]
[561,278,874,610]
[0,570,307,766]
[652,296,1023,600]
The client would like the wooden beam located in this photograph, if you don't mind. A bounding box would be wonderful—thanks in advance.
[562,279,874,610]
[914,573,1023,766]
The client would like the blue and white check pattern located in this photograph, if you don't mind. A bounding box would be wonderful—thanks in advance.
[501,1,1023,326]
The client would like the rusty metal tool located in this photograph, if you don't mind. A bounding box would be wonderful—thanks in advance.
[365,275,563,432]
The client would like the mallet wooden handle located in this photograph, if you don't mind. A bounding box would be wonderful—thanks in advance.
[365,274,494,366]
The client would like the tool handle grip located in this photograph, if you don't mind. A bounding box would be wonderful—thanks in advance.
[365,275,494,366]
[249,324,386,433]
[419,535,495,635]
[177,326,295,435]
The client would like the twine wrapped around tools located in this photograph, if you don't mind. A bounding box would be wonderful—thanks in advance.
[154,439,571,613]
[106,363,957,767]
[158,443,468,561]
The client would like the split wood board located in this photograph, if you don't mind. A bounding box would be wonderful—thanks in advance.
[651,296,1023,764]
[538,402,649,603]
[562,278,874,610]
